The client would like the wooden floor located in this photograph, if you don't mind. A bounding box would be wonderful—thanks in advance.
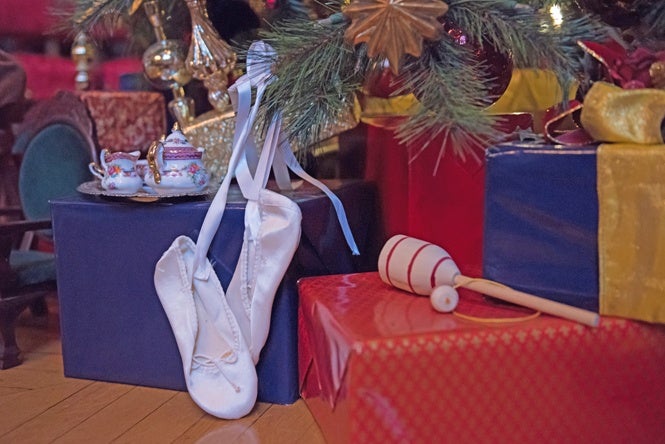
[0,296,327,443]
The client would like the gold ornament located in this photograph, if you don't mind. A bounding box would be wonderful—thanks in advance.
[184,0,237,110]
[71,32,96,90]
[343,0,449,74]
[142,1,195,125]
[178,0,238,181]
[650,61,665,89]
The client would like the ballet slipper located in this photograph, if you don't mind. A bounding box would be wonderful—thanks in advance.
[226,188,302,364]
[154,236,257,419]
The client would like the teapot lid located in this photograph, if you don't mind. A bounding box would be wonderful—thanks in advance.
[162,122,196,152]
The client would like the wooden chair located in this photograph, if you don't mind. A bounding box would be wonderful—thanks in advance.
[0,91,96,369]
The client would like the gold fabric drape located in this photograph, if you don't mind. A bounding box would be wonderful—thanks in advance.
[584,82,665,323]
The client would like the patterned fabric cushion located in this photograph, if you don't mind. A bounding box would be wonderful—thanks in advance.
[77,91,167,154]
[9,249,55,286]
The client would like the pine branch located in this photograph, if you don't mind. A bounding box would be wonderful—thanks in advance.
[395,38,500,160]
[640,0,665,39]
[258,17,364,148]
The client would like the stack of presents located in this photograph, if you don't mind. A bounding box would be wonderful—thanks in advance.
[51,49,665,444]
[296,68,665,441]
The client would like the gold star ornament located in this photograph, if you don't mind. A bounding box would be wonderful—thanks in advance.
[343,0,449,74]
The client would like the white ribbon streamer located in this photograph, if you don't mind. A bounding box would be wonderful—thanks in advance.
[193,40,359,278]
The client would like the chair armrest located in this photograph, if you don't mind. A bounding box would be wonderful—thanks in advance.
[0,206,24,217]
[0,218,51,236]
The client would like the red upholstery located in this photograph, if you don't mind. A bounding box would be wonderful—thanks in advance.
[13,53,77,100]
[0,0,63,37]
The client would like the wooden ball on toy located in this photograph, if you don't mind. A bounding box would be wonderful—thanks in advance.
[430,285,459,313]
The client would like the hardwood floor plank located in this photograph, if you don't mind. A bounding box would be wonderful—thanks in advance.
[2,381,134,443]
[0,379,91,435]
[295,421,327,444]
[5,298,329,444]
[0,366,69,391]
[53,385,177,443]
[0,386,27,397]
[16,352,64,373]
[114,391,206,443]
[173,402,270,443]
[247,399,324,443]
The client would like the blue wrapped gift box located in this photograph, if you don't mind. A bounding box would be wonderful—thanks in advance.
[483,143,599,311]
[51,180,379,404]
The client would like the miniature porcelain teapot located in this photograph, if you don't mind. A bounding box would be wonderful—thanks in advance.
[145,123,209,194]
[89,149,143,193]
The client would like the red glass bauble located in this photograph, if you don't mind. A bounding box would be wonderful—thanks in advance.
[443,20,513,104]
[363,66,405,98]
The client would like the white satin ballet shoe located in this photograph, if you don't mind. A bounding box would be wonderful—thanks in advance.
[154,236,257,419]
[226,188,302,364]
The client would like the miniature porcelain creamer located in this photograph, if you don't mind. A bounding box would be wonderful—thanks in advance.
[145,123,209,194]
[89,149,143,193]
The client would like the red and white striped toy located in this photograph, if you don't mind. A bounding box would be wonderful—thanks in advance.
[378,235,600,327]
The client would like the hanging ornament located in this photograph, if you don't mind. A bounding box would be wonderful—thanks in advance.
[444,20,513,103]
[71,32,96,91]
[343,0,449,75]
[179,0,238,182]
[184,0,237,110]
[650,61,665,89]
[142,1,195,125]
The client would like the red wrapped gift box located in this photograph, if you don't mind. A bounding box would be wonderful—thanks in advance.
[364,116,530,278]
[298,272,665,444]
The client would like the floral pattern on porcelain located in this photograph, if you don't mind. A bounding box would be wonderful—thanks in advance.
[89,149,143,193]
[145,123,210,194]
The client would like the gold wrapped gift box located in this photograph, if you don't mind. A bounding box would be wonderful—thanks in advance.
[584,82,665,323]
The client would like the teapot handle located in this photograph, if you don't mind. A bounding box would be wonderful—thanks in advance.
[146,140,163,184]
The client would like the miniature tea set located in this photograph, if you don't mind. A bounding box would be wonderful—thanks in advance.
[84,123,210,200]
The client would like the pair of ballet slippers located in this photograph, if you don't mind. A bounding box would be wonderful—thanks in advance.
[154,41,357,419]
[154,188,301,419]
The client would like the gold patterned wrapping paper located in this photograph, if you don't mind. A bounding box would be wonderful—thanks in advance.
[77,91,167,154]
[598,143,665,323]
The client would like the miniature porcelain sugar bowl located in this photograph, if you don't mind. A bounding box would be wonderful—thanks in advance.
[89,149,143,194]
[145,123,210,194]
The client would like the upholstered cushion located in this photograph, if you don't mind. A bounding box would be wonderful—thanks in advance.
[9,249,56,286]
[18,123,93,221]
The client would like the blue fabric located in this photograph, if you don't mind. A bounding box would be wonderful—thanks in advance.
[483,143,599,311]
[18,123,92,221]
[9,249,56,286]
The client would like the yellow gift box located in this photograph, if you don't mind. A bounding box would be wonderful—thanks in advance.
[583,82,665,323]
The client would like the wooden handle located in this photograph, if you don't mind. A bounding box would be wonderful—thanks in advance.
[454,275,600,327]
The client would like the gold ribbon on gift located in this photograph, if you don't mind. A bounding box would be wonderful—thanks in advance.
[582,81,665,145]
[584,82,665,323]
[360,69,576,132]
[486,69,577,116]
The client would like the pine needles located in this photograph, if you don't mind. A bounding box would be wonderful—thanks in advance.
[61,0,614,158]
